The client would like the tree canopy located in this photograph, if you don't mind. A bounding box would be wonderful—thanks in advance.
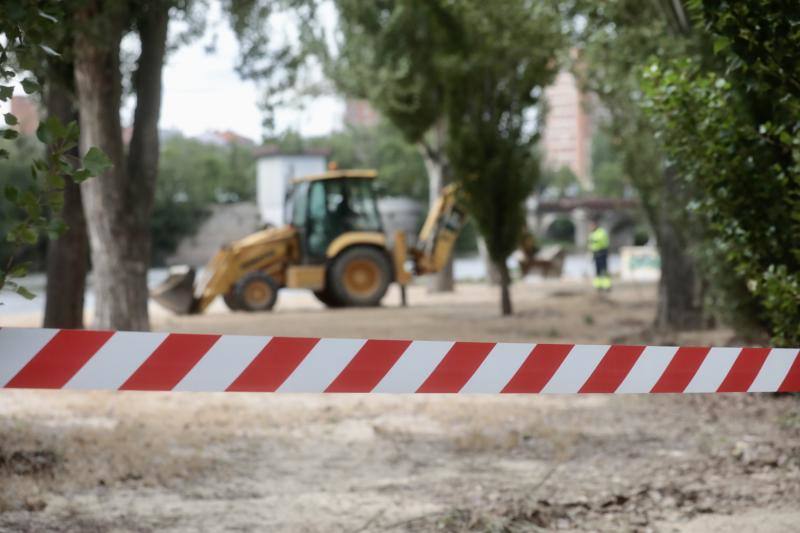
[642,0,800,344]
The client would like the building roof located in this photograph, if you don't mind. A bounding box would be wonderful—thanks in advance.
[291,169,377,183]
[252,144,331,159]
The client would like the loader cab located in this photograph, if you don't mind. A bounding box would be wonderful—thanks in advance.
[288,170,384,264]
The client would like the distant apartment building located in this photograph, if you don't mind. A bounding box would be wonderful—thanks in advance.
[540,69,594,190]
[10,96,40,137]
[343,98,380,128]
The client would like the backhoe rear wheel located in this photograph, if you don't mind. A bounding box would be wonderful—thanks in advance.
[234,271,279,312]
[313,286,343,308]
[329,246,391,307]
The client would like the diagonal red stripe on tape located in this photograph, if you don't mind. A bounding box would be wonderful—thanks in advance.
[6,329,114,389]
[778,350,800,392]
[325,339,412,392]
[717,347,770,392]
[579,345,645,393]
[416,342,495,393]
[650,346,710,393]
[501,343,573,393]
[226,337,319,392]
[120,333,220,391]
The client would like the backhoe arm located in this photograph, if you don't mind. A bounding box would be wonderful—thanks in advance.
[409,183,465,275]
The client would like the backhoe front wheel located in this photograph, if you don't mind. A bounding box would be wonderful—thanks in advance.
[329,246,391,307]
[233,272,279,312]
[223,290,240,311]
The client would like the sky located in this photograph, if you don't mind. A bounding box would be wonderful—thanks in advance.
[0,1,344,143]
[157,2,343,142]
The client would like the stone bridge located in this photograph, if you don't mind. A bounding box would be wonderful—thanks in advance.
[527,197,642,249]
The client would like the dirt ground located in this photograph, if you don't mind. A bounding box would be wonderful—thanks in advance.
[1,280,799,532]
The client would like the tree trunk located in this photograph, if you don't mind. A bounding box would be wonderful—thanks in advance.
[43,84,88,329]
[477,237,501,285]
[419,134,455,293]
[73,1,169,331]
[650,168,705,330]
[497,259,513,316]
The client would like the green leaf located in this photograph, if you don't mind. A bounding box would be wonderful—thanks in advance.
[72,168,92,183]
[9,263,29,278]
[4,185,18,202]
[82,147,113,176]
[3,112,18,125]
[20,78,40,94]
[0,148,9,159]
[20,226,38,245]
[46,172,65,188]
[2,128,19,140]
[35,121,51,144]
[0,85,13,101]
[46,219,66,239]
[713,36,730,55]
[15,285,36,300]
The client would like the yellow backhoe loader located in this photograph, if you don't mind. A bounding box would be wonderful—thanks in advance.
[151,169,464,313]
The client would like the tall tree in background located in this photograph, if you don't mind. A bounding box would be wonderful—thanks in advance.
[445,0,563,315]
[325,0,462,292]
[572,0,710,330]
[72,0,170,330]
[69,0,302,329]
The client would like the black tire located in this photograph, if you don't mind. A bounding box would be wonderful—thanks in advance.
[233,271,279,312]
[223,290,240,311]
[329,246,391,307]
[313,286,344,308]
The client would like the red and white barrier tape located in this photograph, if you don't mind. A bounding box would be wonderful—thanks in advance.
[0,328,798,393]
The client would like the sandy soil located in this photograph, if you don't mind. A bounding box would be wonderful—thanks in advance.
[1,280,798,532]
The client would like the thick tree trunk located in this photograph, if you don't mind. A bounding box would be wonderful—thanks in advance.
[43,85,88,329]
[73,2,168,331]
[650,168,706,330]
[420,135,455,293]
[497,259,513,316]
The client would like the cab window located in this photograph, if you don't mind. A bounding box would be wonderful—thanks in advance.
[346,179,382,231]
[288,181,309,227]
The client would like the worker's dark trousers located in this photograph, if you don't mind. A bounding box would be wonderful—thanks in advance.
[592,249,611,290]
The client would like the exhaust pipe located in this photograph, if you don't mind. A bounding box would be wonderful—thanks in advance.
[150,266,198,315]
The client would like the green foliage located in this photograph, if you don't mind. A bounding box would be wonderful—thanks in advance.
[0,2,104,300]
[590,130,627,198]
[641,0,800,344]
[539,165,582,198]
[0,137,46,270]
[328,0,564,313]
[151,134,256,264]
[545,217,576,244]
[223,0,320,134]
[444,0,563,270]
[329,0,459,144]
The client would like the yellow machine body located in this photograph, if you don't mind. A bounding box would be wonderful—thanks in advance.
[151,170,465,314]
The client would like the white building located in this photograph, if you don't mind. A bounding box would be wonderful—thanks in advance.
[254,147,328,225]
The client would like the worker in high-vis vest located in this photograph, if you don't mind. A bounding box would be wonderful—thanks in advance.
[588,220,611,291]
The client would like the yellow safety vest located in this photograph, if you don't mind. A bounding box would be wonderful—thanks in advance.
[588,227,609,252]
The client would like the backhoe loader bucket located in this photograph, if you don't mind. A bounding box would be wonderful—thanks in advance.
[150,266,198,314]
